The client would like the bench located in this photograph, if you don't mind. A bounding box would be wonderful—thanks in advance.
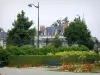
[83,58,95,64]
[46,60,61,67]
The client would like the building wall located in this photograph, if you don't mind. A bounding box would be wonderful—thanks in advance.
[0,39,3,46]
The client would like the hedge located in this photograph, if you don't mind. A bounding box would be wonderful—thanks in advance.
[8,55,61,66]
[6,45,89,55]
[8,55,100,66]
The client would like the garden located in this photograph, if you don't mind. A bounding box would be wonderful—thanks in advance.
[0,45,100,73]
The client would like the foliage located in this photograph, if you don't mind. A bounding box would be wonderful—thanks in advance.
[52,35,62,47]
[51,17,69,27]
[55,51,97,56]
[47,53,54,55]
[6,10,36,46]
[85,39,94,50]
[8,55,61,66]
[64,16,93,49]
[62,17,69,24]
[8,55,100,67]
[0,48,8,62]
[5,46,89,56]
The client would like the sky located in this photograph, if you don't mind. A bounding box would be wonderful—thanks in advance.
[0,0,100,40]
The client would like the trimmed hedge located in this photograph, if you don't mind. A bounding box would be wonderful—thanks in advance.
[8,55,100,66]
[55,51,97,56]
[8,55,61,66]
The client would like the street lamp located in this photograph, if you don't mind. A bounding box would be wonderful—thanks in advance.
[28,2,39,47]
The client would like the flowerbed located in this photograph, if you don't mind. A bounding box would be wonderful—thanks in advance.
[58,61,100,72]
[7,63,42,68]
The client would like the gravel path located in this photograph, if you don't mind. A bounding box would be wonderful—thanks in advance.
[0,67,100,75]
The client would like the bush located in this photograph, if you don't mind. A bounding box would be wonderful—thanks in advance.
[8,55,61,66]
[55,51,97,56]
[6,45,89,55]
[8,55,100,66]
[0,48,8,62]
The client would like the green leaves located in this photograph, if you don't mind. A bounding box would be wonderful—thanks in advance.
[64,16,93,49]
[52,35,62,48]
[6,10,35,46]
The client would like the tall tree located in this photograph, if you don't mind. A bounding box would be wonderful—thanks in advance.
[51,22,58,27]
[62,17,69,24]
[6,10,36,46]
[56,19,62,26]
[64,16,94,49]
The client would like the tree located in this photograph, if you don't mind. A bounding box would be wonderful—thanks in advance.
[51,22,58,27]
[62,17,69,24]
[94,37,100,54]
[52,35,62,47]
[85,39,94,50]
[6,10,36,46]
[0,27,4,32]
[56,19,62,26]
[64,16,93,49]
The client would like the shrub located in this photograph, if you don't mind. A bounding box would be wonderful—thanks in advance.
[0,48,8,62]
[6,45,89,56]
[8,55,61,66]
[6,46,21,55]
[8,55,100,66]
[55,51,96,56]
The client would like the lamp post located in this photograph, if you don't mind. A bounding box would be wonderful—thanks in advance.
[28,2,39,47]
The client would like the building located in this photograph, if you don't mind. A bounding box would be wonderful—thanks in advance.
[37,24,68,47]
[0,31,7,48]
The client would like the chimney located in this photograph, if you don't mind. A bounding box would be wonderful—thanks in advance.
[40,25,45,31]
[62,24,68,33]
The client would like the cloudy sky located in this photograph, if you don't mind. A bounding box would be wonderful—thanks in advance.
[0,0,100,40]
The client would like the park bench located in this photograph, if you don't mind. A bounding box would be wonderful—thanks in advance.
[83,58,95,64]
[46,60,61,67]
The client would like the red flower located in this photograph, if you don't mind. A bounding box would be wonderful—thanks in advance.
[59,65,67,70]
[28,64,31,67]
[90,64,93,66]
[68,66,74,71]
[86,66,91,71]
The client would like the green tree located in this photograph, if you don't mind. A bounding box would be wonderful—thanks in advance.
[6,10,36,46]
[94,37,100,54]
[64,16,93,49]
[52,35,62,47]
[85,39,94,50]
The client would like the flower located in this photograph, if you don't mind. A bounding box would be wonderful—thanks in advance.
[59,65,67,70]
[68,66,74,71]
[28,64,31,67]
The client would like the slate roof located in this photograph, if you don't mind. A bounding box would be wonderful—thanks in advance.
[46,27,55,35]
[0,32,7,39]
[39,25,62,35]
[56,25,62,31]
